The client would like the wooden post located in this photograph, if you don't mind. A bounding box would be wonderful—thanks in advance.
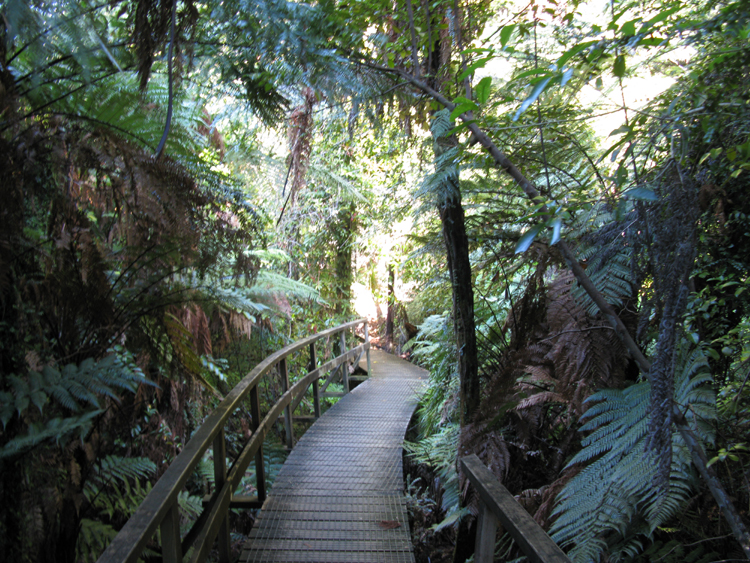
[280,358,294,447]
[250,385,266,501]
[160,503,182,563]
[213,429,230,563]
[310,342,320,418]
[365,320,372,376]
[340,330,349,393]
[460,455,571,563]
[474,502,499,563]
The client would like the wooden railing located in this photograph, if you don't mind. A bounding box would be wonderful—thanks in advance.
[461,455,572,563]
[98,319,371,563]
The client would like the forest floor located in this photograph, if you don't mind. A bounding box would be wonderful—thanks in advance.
[403,418,457,563]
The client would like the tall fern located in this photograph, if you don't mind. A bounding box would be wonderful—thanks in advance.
[77,455,157,563]
[549,342,716,562]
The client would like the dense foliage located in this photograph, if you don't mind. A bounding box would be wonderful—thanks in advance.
[2,0,750,561]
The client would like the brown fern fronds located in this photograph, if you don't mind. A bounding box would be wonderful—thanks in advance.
[286,87,316,209]
[516,391,566,411]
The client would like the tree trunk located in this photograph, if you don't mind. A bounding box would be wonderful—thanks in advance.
[385,263,395,352]
[333,202,355,317]
[433,132,480,426]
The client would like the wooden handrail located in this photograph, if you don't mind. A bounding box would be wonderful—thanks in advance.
[460,454,572,563]
[98,319,371,563]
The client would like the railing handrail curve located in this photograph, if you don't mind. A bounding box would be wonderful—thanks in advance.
[98,319,370,563]
[461,454,572,563]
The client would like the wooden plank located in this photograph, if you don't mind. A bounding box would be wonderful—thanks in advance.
[460,455,572,563]
[229,496,263,509]
[160,504,182,563]
[213,429,230,563]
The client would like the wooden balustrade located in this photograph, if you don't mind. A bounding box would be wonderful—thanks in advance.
[97,319,371,563]
[460,454,572,563]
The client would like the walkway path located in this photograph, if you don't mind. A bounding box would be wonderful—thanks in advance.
[240,349,427,563]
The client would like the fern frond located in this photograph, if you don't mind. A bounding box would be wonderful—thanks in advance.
[549,340,716,562]
[76,518,118,563]
[250,271,324,303]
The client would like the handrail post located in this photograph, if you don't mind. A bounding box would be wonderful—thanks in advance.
[364,320,372,376]
[250,386,266,501]
[474,502,499,563]
[340,330,349,393]
[461,455,572,563]
[213,428,230,563]
[280,358,294,447]
[160,503,182,563]
[310,342,321,418]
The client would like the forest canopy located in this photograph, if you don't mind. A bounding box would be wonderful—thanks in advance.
[1,0,750,561]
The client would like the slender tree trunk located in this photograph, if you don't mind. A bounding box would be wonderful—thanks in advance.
[333,202,355,317]
[385,263,395,352]
[433,132,480,426]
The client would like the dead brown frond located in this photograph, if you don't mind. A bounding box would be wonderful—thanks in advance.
[462,268,634,525]
[286,87,316,209]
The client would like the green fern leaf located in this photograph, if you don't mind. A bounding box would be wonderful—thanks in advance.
[549,341,716,562]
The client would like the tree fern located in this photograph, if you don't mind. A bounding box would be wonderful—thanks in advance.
[549,342,716,562]
[569,204,640,317]
[77,518,119,563]
[77,455,157,563]
[0,352,152,460]
[407,314,460,435]
[404,423,464,525]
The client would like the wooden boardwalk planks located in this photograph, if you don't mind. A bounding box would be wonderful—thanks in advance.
[240,350,427,563]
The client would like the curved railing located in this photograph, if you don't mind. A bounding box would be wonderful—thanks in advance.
[98,319,371,563]
[461,455,571,563]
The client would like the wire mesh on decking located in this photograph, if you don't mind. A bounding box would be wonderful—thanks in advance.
[240,350,427,563]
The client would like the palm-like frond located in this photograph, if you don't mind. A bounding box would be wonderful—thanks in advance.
[549,342,716,562]
[0,351,153,459]
[568,203,640,317]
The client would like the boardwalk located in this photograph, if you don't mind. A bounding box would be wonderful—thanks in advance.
[240,349,428,563]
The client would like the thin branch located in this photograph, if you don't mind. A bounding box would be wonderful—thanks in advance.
[405,0,421,78]
[154,0,178,160]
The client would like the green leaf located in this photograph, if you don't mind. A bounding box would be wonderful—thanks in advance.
[515,224,544,254]
[449,101,479,121]
[500,24,515,48]
[624,186,658,201]
[0,392,14,428]
[550,217,563,245]
[458,56,492,82]
[557,40,598,68]
[641,5,682,31]
[30,390,47,413]
[475,77,491,104]
[513,76,553,121]
[620,19,638,36]
[613,54,626,77]
[513,67,550,82]
[609,125,632,137]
